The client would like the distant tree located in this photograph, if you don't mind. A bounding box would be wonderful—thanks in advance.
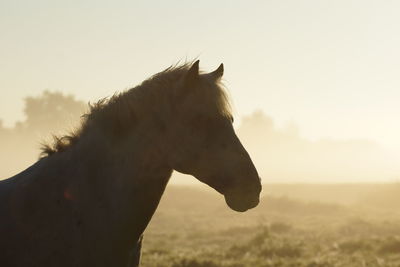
[22,90,86,134]
[0,91,87,177]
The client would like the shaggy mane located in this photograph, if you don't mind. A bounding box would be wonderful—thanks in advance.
[40,62,232,158]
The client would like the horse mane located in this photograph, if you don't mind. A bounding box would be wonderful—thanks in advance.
[40,62,232,158]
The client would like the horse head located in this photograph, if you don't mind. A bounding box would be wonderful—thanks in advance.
[167,61,261,212]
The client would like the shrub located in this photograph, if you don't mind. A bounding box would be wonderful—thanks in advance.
[338,239,372,253]
[259,242,302,258]
[248,226,270,247]
[378,237,400,254]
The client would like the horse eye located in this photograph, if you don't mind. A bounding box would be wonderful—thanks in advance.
[229,116,234,123]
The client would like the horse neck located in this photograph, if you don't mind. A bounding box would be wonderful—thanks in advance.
[77,121,173,233]
[20,121,173,256]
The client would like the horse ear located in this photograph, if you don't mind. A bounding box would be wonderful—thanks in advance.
[210,63,224,80]
[184,60,200,84]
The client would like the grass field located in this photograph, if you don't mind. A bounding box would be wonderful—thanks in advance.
[141,184,400,267]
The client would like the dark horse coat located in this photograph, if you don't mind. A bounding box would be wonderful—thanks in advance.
[0,61,261,267]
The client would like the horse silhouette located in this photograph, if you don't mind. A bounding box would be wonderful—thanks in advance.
[0,61,261,267]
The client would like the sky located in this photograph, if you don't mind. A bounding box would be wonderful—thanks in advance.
[1,0,400,149]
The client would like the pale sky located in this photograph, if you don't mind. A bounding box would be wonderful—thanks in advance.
[1,0,400,148]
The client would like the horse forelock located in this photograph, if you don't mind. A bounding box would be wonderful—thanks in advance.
[40,61,232,158]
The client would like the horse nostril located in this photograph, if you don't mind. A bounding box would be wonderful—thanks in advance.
[247,182,262,196]
[250,197,260,207]
[257,179,262,193]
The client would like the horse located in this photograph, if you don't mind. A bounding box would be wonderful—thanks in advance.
[0,60,261,267]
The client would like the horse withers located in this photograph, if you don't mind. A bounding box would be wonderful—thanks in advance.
[0,60,261,267]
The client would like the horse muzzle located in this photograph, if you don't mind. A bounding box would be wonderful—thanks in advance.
[224,185,261,212]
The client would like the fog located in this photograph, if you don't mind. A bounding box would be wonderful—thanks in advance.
[236,111,400,183]
[1,91,399,183]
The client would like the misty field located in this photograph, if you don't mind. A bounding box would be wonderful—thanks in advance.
[141,184,400,267]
